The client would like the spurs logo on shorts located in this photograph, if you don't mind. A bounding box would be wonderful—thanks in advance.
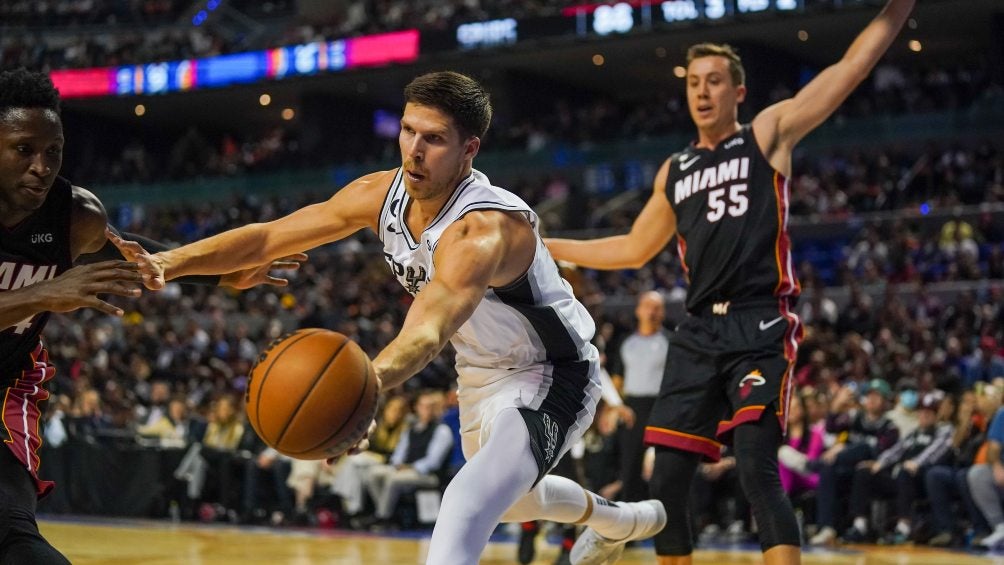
[738,369,766,400]
[542,412,560,464]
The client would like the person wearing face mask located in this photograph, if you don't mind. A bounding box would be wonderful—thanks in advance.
[888,378,921,438]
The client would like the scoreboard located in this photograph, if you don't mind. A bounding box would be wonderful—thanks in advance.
[437,0,806,52]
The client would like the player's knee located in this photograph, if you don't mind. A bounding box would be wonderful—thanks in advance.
[650,447,700,504]
[732,413,782,500]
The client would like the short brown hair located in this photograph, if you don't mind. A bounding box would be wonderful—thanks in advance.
[686,43,745,86]
[404,71,492,140]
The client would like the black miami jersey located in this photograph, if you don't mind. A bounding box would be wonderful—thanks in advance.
[0,177,73,380]
[666,124,800,313]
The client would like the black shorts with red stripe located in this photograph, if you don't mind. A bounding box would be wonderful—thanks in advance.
[644,298,802,462]
[1,342,56,498]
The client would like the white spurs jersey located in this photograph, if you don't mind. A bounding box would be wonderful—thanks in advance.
[378,168,598,376]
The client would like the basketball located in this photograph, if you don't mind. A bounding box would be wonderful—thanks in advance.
[245,329,378,460]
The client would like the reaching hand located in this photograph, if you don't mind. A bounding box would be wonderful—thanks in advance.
[326,419,377,466]
[38,261,142,316]
[220,253,308,290]
[105,228,165,290]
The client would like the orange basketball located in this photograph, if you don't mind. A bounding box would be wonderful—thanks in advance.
[245,329,378,460]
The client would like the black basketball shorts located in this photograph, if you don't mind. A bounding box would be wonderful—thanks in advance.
[644,298,803,461]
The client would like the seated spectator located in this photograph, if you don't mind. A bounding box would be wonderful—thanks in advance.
[964,336,1004,388]
[137,397,199,447]
[331,394,409,519]
[43,394,72,450]
[68,389,113,442]
[968,402,1004,549]
[924,385,999,546]
[810,379,900,545]
[240,443,294,526]
[777,390,826,500]
[173,395,246,520]
[136,380,172,429]
[362,390,453,529]
[887,378,920,438]
[843,391,953,544]
[285,458,338,526]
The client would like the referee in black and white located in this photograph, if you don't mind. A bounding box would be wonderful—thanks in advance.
[612,290,671,502]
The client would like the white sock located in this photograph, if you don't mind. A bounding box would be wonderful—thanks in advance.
[853,517,868,533]
[501,475,635,541]
[579,490,636,540]
[896,520,910,536]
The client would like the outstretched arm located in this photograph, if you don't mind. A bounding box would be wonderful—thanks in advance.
[545,158,677,270]
[72,185,290,287]
[104,228,307,290]
[753,0,915,167]
[116,171,392,289]
[373,210,527,389]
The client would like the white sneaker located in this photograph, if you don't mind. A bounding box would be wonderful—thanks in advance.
[571,500,667,565]
[978,525,1004,549]
[809,526,837,546]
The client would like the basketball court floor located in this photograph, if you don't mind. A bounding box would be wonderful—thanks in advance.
[41,516,1004,565]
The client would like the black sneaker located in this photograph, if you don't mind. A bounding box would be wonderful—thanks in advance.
[518,522,539,564]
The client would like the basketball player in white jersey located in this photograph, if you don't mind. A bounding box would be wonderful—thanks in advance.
[111,71,665,565]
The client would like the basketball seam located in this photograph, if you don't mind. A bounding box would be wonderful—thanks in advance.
[274,336,350,447]
[294,355,374,455]
[253,328,324,445]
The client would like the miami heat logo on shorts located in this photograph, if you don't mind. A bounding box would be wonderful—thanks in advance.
[738,369,766,400]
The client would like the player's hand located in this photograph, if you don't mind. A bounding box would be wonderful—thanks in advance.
[105,228,165,290]
[220,253,308,290]
[35,261,142,316]
[326,419,377,466]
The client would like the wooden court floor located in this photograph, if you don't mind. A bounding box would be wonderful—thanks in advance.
[41,518,1004,565]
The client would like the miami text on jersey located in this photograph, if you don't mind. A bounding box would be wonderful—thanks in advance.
[673,157,750,205]
[0,262,58,291]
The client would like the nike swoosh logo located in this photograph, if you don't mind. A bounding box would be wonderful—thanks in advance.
[758,316,785,331]
[678,156,700,171]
